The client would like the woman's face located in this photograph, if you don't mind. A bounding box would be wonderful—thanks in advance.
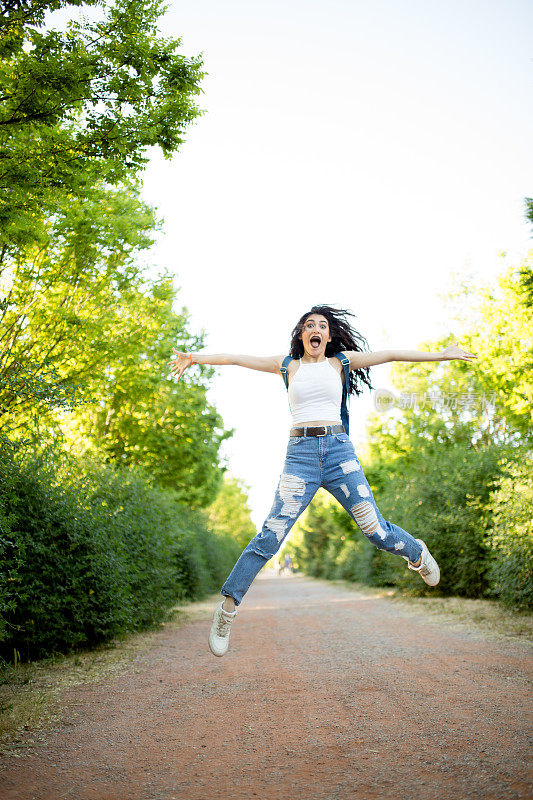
[300,314,331,358]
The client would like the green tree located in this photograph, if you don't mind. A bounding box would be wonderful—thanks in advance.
[486,452,533,610]
[208,474,256,549]
[0,183,229,505]
[0,0,204,250]
[518,197,533,306]
[295,259,532,600]
[70,274,230,506]
[0,0,213,473]
[434,258,532,442]
[0,184,157,430]
[525,197,533,228]
[365,255,532,459]
[291,490,346,578]
[358,259,532,595]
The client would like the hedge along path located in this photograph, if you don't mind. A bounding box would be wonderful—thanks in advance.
[0,575,532,800]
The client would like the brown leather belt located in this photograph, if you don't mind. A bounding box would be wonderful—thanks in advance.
[290,425,345,437]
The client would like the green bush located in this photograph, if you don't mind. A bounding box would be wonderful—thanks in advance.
[294,441,512,599]
[321,535,346,580]
[0,448,240,661]
[328,533,402,587]
[292,491,344,579]
[365,441,506,597]
[486,453,533,610]
[293,487,409,587]
[0,446,21,645]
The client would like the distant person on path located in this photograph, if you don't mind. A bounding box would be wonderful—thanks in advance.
[169,305,477,657]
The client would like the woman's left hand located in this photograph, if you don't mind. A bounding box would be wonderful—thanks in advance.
[440,342,478,362]
[168,349,191,380]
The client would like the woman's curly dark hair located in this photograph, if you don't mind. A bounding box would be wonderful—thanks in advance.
[289,305,374,396]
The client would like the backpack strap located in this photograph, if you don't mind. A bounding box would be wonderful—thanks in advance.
[332,352,351,435]
[280,355,293,390]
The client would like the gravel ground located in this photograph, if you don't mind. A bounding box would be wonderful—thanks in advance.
[1,574,532,800]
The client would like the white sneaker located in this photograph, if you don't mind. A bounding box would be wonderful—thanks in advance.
[208,601,237,657]
[407,539,440,586]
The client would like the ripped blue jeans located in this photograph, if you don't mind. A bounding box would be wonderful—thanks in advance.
[221,431,424,606]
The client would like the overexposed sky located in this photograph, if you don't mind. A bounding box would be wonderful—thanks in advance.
[139,0,532,525]
[47,1,532,525]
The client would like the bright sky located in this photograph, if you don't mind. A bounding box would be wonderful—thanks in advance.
[54,1,533,526]
[138,0,533,526]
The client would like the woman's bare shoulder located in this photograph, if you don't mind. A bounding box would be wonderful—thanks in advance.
[327,355,343,374]
[272,354,291,373]
[286,357,300,374]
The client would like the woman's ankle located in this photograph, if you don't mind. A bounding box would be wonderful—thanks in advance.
[222,596,235,613]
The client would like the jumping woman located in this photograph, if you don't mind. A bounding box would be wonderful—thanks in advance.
[168,305,477,657]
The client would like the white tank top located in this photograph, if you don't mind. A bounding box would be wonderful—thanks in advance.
[288,359,343,426]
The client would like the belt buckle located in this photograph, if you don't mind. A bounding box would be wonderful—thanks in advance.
[316,425,328,437]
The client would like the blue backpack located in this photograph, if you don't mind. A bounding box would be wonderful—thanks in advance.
[280,352,351,434]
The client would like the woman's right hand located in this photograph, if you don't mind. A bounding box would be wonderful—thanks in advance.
[168,349,191,380]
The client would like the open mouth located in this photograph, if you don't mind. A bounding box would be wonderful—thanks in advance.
[310,335,321,349]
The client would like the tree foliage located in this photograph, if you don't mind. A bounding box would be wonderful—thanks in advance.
[485,453,533,610]
[0,0,204,250]
[0,1,229,505]
[69,273,230,506]
[369,255,532,452]
[293,258,532,607]
[208,474,256,549]
[0,1,244,661]
[0,183,157,426]
[0,178,229,504]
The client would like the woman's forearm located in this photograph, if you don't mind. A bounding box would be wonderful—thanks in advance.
[191,353,280,372]
[192,353,234,366]
[389,350,445,363]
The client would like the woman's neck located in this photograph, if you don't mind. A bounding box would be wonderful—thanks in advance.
[300,355,328,364]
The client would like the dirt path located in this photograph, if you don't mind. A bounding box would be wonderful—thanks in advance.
[1,575,532,800]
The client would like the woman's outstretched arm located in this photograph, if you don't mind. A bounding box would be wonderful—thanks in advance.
[168,350,284,381]
[347,342,477,370]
